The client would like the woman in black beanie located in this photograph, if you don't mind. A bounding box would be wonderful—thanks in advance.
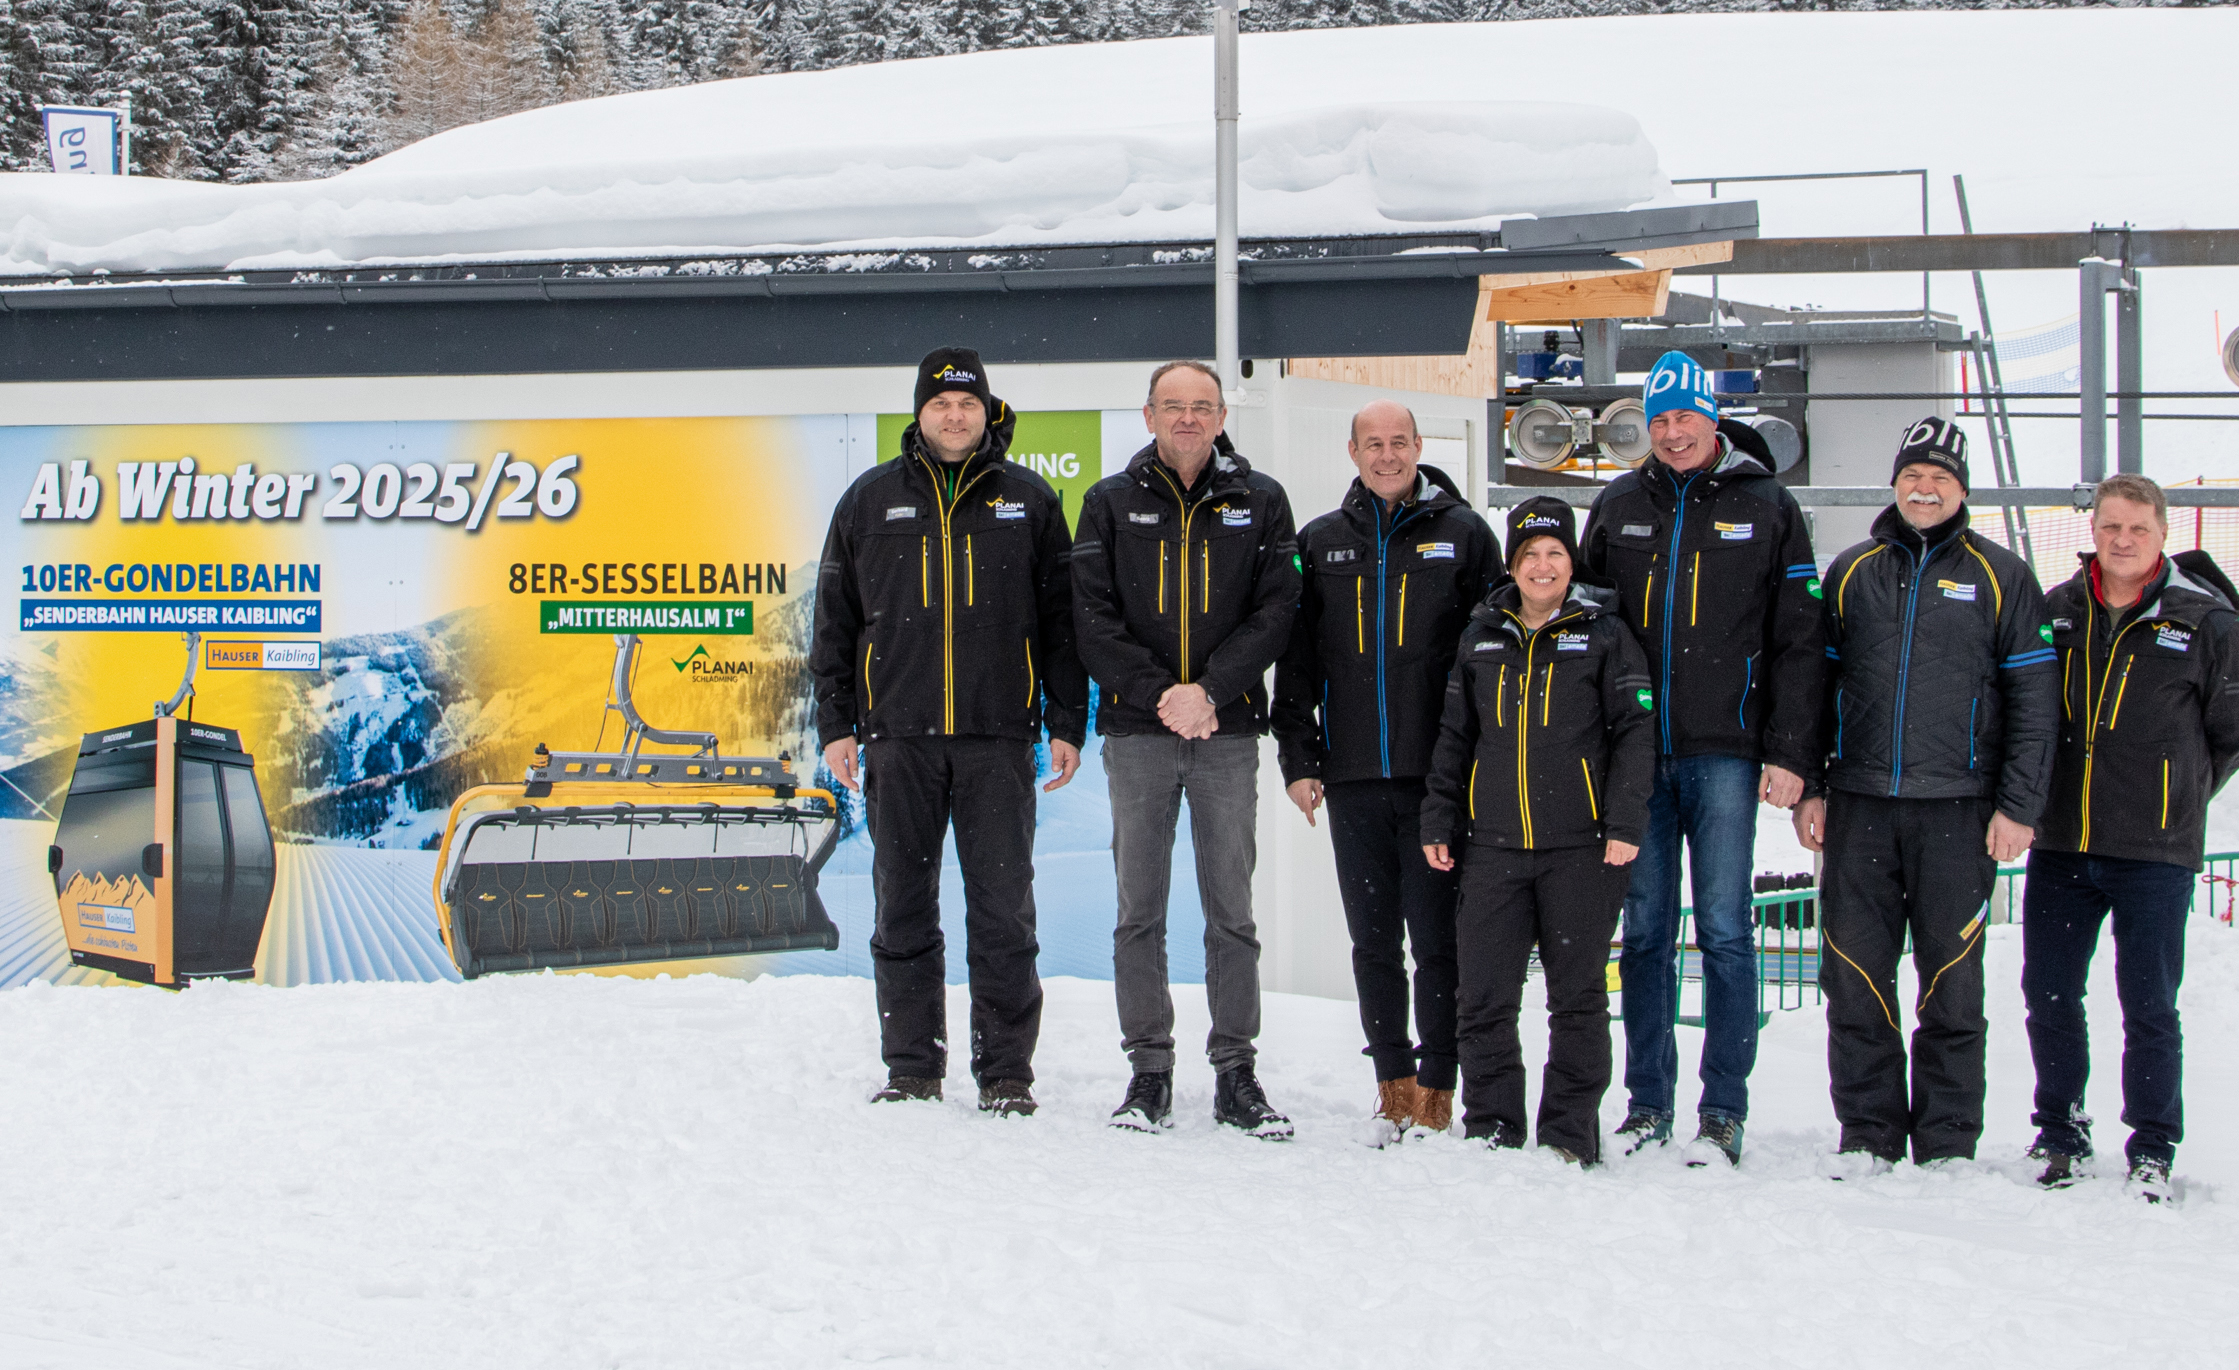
[1419,496,1657,1164]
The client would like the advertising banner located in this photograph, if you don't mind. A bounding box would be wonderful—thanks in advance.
[2,410,1207,991]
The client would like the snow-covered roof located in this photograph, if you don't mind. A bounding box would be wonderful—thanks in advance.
[0,31,1670,277]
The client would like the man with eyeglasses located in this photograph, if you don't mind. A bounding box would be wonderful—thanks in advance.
[1073,359,1303,1138]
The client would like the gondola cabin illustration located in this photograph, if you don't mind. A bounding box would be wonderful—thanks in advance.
[47,633,276,985]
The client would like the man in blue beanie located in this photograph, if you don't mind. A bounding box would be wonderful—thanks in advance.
[1578,350,1827,1166]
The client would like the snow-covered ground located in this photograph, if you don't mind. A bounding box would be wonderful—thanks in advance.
[3,917,2235,1368]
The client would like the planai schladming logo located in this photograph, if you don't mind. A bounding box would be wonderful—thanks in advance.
[671,643,755,682]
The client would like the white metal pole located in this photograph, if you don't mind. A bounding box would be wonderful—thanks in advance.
[119,93,131,175]
[1213,0,1241,398]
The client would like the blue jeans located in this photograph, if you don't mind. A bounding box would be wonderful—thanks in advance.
[2022,849,2192,1166]
[1620,754,1761,1122]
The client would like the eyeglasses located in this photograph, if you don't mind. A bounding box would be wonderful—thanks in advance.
[1155,401,1223,419]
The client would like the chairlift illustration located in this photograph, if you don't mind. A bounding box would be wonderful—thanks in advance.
[431,634,841,978]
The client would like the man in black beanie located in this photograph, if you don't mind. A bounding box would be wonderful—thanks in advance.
[1794,415,2058,1175]
[810,346,1088,1115]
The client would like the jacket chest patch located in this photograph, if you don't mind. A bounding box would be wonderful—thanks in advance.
[1128,511,1163,525]
[986,497,1026,521]
[1715,521,1753,541]
[1937,579,1978,602]
[886,506,918,521]
[1324,548,1359,565]
[1415,541,1456,560]
[2052,617,2074,630]
[1553,631,1591,652]
[1621,524,1655,539]
[1473,640,1504,652]
[1217,505,1252,527]
[2155,626,2193,653]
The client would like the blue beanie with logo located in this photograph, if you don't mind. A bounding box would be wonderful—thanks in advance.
[1642,350,1719,423]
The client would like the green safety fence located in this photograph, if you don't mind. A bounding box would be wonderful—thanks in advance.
[1615,850,2239,1027]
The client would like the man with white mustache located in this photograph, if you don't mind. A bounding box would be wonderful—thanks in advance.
[1794,417,2058,1176]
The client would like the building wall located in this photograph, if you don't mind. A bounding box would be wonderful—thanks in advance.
[2,362,1485,1003]
[1804,343,1955,559]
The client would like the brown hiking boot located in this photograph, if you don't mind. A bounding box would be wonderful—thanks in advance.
[1415,1087,1454,1135]
[1375,1075,1419,1130]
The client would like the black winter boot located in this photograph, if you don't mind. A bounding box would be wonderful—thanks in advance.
[1213,1066,1293,1140]
[1109,1071,1174,1133]
[978,1080,1036,1117]
[871,1075,943,1104]
[1464,1119,1526,1150]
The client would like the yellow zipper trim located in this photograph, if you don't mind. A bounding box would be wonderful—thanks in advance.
[2081,603,2148,849]
[1202,541,1210,613]
[1580,758,1598,820]
[2107,657,2134,730]
[920,535,929,607]
[966,534,975,607]
[1158,543,1167,614]
[1025,637,1036,708]
[863,641,875,710]
[1153,467,1201,683]
[1542,663,1554,724]
[1917,914,1986,1015]
[1691,551,1701,626]
[1836,544,1887,619]
[1963,542,2005,618]
[1355,577,1364,653]
[2062,647,2073,720]
[1643,561,1656,628]
[930,460,993,735]
[2162,758,2171,829]
[1825,928,1899,1033]
[1496,663,1506,727]
[1397,573,1409,647]
[1468,759,1478,820]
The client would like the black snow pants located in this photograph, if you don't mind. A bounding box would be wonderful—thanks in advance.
[1819,791,1996,1163]
[864,735,1042,1084]
[1455,843,1628,1162]
[1327,779,1460,1090]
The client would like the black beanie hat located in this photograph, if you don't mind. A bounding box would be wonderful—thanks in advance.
[1505,496,1580,569]
[915,346,994,416]
[1891,415,1969,492]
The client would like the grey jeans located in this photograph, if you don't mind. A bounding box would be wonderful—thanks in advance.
[1103,732,1263,1073]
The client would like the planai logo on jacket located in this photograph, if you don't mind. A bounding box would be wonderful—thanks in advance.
[987,497,1026,520]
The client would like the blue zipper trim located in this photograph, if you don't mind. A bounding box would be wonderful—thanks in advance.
[1969,698,1978,770]
[1658,473,1698,755]
[1834,688,1844,759]
[1320,681,1331,754]
[1373,500,1431,778]
[1889,537,1942,796]
[1738,654,1754,730]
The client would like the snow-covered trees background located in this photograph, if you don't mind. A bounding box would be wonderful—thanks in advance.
[0,0,2219,183]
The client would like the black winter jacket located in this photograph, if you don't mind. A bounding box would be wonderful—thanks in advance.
[1072,436,1302,737]
[1817,505,2058,825]
[1272,466,1504,785]
[810,410,1088,749]
[2040,552,2239,869]
[1581,438,1826,776]
[1420,583,1656,851]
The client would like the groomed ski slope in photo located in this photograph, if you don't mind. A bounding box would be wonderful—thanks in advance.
[2,920,2235,1369]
